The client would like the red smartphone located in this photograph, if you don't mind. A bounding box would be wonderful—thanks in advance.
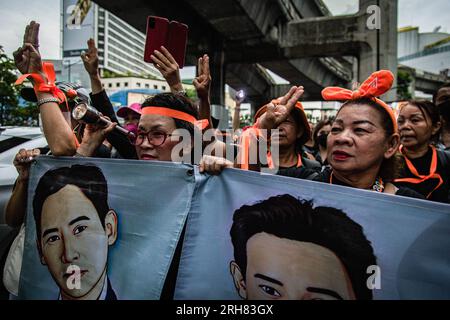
[144,16,169,63]
[167,21,188,68]
[144,16,189,68]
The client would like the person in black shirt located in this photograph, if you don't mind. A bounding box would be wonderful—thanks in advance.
[395,100,450,203]
[280,71,424,199]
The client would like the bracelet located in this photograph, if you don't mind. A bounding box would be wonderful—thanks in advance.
[37,97,60,107]
[175,90,187,96]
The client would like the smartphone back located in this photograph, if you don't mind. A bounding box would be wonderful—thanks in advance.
[167,21,189,68]
[144,16,169,63]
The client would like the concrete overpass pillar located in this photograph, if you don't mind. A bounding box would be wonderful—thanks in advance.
[358,0,398,101]
[209,41,226,106]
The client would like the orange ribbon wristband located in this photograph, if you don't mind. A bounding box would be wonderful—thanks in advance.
[15,62,67,104]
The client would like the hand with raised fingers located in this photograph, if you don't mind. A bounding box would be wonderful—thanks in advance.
[13,21,43,77]
[199,155,234,175]
[150,46,183,92]
[13,148,41,182]
[193,54,211,100]
[258,86,304,130]
[81,38,99,77]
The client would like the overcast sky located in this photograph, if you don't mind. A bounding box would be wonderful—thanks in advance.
[1,0,449,61]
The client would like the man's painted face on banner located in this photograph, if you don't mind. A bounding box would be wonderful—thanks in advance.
[39,184,117,299]
[231,232,356,300]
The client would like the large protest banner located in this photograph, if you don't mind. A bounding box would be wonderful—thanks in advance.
[17,157,450,299]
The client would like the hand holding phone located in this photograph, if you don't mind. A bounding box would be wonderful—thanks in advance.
[144,16,188,68]
[151,46,182,90]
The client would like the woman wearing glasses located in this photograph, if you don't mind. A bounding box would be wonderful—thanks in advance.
[134,93,205,162]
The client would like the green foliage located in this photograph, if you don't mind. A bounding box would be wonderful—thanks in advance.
[185,88,197,100]
[397,70,413,101]
[239,114,252,128]
[102,69,124,78]
[0,47,38,126]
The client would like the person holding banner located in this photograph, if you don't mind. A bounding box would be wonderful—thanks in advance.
[212,71,424,198]
[310,70,411,195]
[13,21,78,157]
[229,194,377,300]
[395,100,450,203]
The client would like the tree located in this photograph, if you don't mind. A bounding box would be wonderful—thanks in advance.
[0,46,39,126]
[0,46,19,125]
[397,70,413,101]
[239,114,252,128]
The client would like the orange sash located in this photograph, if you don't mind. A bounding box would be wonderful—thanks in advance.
[394,146,443,199]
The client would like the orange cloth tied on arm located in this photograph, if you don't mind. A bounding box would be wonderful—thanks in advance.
[14,62,79,148]
[14,62,67,104]
[321,70,398,132]
[141,107,209,130]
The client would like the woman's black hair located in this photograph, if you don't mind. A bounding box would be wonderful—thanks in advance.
[141,93,199,136]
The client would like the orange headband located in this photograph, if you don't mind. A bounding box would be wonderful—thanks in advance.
[141,107,209,130]
[321,70,398,132]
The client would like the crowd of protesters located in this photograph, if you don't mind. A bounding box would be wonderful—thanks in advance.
[5,18,450,233]
[2,20,450,300]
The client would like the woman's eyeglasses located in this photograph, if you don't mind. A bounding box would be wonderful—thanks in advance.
[134,130,176,147]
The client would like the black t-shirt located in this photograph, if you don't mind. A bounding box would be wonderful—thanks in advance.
[279,166,425,199]
[395,148,450,203]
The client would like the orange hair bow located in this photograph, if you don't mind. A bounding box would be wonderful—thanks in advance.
[321,70,397,132]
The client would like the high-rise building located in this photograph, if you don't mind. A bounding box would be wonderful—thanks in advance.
[398,26,450,76]
[61,0,160,88]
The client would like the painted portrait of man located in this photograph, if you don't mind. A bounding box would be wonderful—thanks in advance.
[32,164,118,300]
[229,194,377,300]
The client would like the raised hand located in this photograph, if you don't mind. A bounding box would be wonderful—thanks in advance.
[81,38,99,76]
[150,46,183,92]
[13,21,43,77]
[258,86,304,130]
[193,54,211,100]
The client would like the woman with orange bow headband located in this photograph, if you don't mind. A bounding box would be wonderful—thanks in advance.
[219,71,423,198]
[284,70,423,197]
[395,100,450,203]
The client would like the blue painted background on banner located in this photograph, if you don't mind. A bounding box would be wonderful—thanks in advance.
[19,157,195,299]
[17,158,450,299]
[175,169,450,300]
